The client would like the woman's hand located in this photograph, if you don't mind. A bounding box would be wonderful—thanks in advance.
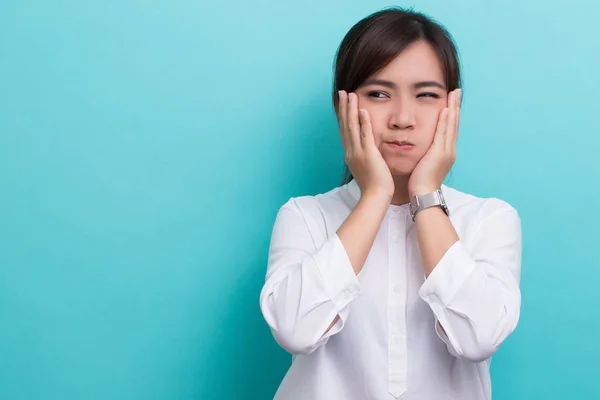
[338,91,394,202]
[408,89,461,197]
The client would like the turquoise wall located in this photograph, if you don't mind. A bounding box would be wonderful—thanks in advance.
[1,0,599,399]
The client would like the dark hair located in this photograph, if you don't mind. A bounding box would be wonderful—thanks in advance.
[332,7,462,185]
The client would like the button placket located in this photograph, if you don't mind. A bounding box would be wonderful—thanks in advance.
[387,208,408,397]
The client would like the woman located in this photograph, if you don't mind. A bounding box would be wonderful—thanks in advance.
[260,7,522,400]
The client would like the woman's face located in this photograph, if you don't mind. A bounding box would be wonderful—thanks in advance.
[354,40,449,178]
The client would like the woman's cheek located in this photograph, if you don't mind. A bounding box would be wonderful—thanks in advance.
[373,130,384,147]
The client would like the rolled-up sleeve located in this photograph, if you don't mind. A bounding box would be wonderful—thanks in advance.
[259,199,360,355]
[418,202,522,362]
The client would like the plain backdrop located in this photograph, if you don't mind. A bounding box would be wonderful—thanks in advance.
[1,0,599,399]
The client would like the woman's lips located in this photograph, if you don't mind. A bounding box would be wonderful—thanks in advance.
[385,140,414,151]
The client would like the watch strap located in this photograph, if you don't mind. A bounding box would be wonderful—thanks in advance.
[409,189,449,221]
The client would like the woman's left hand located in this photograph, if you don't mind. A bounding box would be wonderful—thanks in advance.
[408,88,461,197]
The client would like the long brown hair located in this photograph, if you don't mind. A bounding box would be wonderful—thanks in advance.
[332,7,462,185]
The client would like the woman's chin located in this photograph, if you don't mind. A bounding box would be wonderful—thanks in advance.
[386,162,415,179]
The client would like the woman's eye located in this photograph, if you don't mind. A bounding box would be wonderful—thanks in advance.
[368,91,389,99]
[417,92,441,99]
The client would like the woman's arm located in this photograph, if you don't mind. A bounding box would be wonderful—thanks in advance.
[259,192,389,355]
[416,202,522,362]
[260,92,394,355]
[414,205,459,277]
[324,192,390,333]
[408,89,521,361]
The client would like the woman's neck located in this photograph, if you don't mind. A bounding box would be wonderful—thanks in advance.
[391,176,410,206]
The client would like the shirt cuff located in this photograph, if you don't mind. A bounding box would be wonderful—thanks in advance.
[433,319,461,357]
[418,240,476,306]
[316,233,361,311]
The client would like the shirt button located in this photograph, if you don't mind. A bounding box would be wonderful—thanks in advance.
[394,285,401,293]
[391,236,399,243]
[393,335,400,344]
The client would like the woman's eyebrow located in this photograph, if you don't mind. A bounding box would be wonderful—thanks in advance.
[413,81,446,90]
[358,79,396,89]
[357,79,446,90]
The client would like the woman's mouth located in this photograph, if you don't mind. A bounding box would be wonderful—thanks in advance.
[386,140,414,151]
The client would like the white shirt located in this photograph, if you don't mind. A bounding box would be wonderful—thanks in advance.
[260,180,522,400]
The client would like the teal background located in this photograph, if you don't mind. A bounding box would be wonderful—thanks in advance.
[1,0,599,399]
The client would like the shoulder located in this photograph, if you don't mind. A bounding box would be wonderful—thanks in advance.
[279,182,355,215]
[274,183,356,236]
[443,185,521,230]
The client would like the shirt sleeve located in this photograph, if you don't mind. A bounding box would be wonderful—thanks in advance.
[259,198,361,355]
[418,201,522,362]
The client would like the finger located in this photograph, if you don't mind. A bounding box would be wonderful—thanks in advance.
[445,90,458,148]
[452,89,462,145]
[338,91,349,148]
[432,107,449,148]
[339,90,348,130]
[347,93,361,150]
[359,108,375,146]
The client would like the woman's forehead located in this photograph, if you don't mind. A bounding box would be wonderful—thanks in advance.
[372,42,445,85]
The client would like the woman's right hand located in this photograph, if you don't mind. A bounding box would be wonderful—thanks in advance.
[338,91,394,202]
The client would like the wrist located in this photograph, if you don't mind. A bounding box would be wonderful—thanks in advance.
[413,204,446,221]
[360,190,392,209]
[409,188,450,221]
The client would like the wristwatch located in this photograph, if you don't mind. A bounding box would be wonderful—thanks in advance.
[409,189,449,221]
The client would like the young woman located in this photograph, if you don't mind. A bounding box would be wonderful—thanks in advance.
[260,7,522,400]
